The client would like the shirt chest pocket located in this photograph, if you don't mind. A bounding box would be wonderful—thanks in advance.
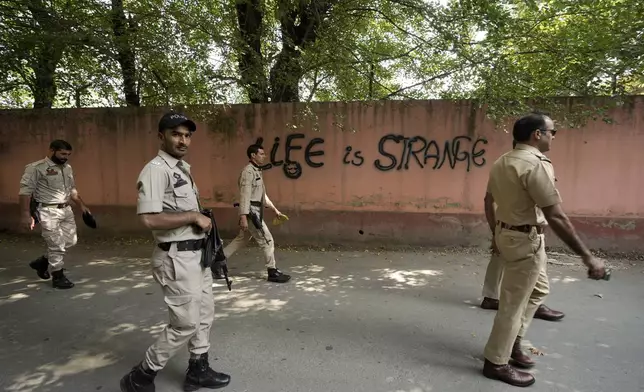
[252,176,263,189]
[172,186,198,212]
[43,169,67,188]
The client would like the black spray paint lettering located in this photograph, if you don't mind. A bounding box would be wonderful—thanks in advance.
[261,133,325,179]
[374,134,487,172]
[342,146,364,167]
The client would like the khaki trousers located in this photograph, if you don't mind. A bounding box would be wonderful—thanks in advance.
[224,220,276,269]
[482,252,503,299]
[483,225,550,365]
[144,244,215,371]
[38,205,78,272]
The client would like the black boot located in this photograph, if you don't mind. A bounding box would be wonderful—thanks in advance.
[29,256,50,280]
[184,353,231,391]
[267,268,291,283]
[52,269,74,289]
[119,362,156,392]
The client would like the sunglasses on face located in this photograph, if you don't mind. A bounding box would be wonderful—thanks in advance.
[539,129,557,136]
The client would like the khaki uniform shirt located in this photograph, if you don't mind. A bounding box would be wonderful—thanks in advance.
[487,144,562,226]
[18,157,76,204]
[136,150,204,243]
[237,163,265,216]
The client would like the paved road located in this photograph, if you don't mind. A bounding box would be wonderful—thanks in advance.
[1,235,642,392]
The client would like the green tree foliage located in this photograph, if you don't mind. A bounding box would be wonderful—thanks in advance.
[0,0,642,124]
[440,0,644,124]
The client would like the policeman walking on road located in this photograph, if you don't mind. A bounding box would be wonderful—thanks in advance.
[18,140,90,289]
[481,112,606,387]
[480,218,565,321]
[119,112,231,392]
[480,138,564,321]
[218,137,291,284]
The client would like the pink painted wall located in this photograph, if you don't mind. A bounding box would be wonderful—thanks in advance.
[1,99,643,250]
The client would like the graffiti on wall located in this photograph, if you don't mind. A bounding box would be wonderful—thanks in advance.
[261,132,488,179]
[373,134,488,172]
[259,133,325,179]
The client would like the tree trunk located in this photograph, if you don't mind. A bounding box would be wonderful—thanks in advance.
[111,0,140,106]
[27,0,64,109]
[236,0,269,103]
[31,47,61,108]
[269,44,302,102]
[268,0,335,102]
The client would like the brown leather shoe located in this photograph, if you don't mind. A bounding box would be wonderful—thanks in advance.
[480,297,499,310]
[511,337,536,369]
[534,304,565,321]
[483,359,535,387]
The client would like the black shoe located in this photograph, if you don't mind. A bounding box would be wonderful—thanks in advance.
[52,269,74,289]
[184,353,231,391]
[267,268,291,283]
[29,256,50,280]
[120,362,156,392]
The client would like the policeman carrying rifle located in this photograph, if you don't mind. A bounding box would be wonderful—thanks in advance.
[217,137,291,284]
[119,112,231,392]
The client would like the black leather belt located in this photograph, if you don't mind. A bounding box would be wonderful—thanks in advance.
[233,201,263,207]
[158,239,205,252]
[39,203,69,208]
[499,221,544,234]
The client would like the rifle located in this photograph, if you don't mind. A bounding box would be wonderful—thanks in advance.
[201,209,232,291]
[30,196,40,224]
[233,201,271,245]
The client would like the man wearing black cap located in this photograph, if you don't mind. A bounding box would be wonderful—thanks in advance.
[120,112,231,392]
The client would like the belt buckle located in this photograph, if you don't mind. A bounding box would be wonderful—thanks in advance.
[177,240,190,251]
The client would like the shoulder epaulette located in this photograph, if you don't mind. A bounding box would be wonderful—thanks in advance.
[28,159,47,168]
[537,155,552,163]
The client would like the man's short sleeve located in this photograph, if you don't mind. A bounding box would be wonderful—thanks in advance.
[68,165,76,190]
[525,161,562,208]
[485,177,493,194]
[136,164,168,214]
[18,164,38,196]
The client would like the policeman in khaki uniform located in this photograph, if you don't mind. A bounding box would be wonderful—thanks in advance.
[120,112,230,392]
[480,146,565,322]
[221,138,291,283]
[18,139,90,289]
[481,236,564,321]
[482,113,606,387]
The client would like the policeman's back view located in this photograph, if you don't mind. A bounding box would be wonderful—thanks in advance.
[119,112,231,392]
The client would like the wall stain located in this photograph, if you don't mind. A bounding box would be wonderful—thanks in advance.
[598,220,636,231]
